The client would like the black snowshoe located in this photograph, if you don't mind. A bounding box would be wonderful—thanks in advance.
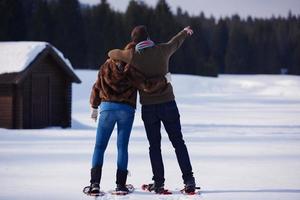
[142,183,172,194]
[110,184,135,195]
[83,183,105,196]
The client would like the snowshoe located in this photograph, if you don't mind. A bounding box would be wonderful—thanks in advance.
[110,184,135,195]
[83,184,105,197]
[142,183,172,195]
[180,185,201,195]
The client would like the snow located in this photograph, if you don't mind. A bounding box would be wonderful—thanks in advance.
[1,70,300,200]
[0,42,73,74]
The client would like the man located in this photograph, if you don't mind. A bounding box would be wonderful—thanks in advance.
[108,25,196,194]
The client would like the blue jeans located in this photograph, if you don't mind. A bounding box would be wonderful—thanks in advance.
[92,103,135,171]
[142,100,194,185]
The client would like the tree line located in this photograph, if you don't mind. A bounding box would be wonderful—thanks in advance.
[1,0,300,76]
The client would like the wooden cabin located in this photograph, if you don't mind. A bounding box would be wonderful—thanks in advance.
[0,42,81,129]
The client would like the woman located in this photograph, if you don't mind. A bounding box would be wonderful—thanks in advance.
[85,42,170,195]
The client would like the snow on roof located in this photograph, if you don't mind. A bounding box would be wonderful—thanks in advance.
[0,41,73,74]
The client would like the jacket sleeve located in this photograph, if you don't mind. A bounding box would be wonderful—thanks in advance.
[125,65,167,93]
[108,49,133,64]
[89,69,102,108]
[163,29,188,57]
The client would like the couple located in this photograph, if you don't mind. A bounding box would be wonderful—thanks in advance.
[87,25,196,195]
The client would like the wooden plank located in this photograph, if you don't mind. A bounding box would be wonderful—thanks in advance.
[19,55,74,128]
[0,96,13,128]
[31,74,50,128]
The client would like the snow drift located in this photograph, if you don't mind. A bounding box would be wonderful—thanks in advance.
[1,71,300,200]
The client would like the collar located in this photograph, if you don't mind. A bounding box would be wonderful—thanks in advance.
[135,40,155,53]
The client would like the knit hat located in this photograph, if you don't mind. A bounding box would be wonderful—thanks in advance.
[131,25,149,43]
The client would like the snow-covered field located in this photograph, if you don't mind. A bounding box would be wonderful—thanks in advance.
[1,70,300,200]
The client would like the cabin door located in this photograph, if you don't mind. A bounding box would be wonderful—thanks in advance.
[31,74,50,128]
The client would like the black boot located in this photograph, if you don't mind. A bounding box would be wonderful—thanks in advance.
[89,166,102,194]
[184,177,196,193]
[115,169,129,193]
[183,171,196,192]
[146,182,165,194]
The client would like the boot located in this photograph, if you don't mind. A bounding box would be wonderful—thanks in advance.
[184,178,196,193]
[146,182,165,194]
[115,169,129,193]
[89,166,102,194]
[89,183,100,194]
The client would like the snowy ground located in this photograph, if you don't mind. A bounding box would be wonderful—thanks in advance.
[1,70,300,200]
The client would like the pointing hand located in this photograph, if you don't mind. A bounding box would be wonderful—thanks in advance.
[184,26,194,36]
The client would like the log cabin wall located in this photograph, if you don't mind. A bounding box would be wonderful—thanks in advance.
[21,54,71,129]
[0,45,80,129]
[0,84,13,128]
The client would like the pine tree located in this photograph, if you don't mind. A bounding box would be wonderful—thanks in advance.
[0,0,27,40]
[51,0,86,67]
[211,19,229,73]
[1,0,299,75]
[225,18,253,74]
[250,20,281,74]
[27,0,53,42]
[124,0,152,35]
[151,0,179,42]
[290,32,300,74]
[83,0,119,68]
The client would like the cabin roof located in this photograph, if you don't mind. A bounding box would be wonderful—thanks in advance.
[0,42,81,84]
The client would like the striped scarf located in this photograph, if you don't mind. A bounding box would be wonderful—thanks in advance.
[135,40,155,53]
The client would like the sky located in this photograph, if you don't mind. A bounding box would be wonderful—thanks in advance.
[79,0,300,18]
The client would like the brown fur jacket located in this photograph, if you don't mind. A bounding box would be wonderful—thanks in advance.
[90,58,168,109]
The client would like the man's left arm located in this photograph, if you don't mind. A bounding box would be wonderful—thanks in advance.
[108,49,132,64]
[125,65,169,93]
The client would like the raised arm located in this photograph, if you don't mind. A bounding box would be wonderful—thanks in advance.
[163,26,194,56]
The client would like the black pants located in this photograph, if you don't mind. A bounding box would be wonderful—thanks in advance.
[142,100,194,185]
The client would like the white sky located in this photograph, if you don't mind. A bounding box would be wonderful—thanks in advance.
[79,0,300,18]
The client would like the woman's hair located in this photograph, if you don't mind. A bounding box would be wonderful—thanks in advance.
[131,25,149,43]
